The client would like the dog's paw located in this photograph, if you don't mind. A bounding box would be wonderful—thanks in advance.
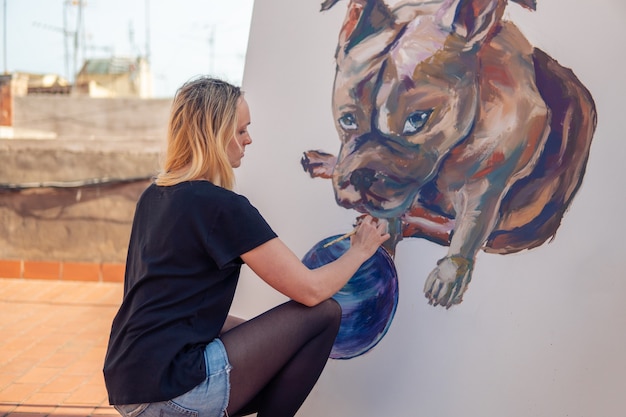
[423,256,474,308]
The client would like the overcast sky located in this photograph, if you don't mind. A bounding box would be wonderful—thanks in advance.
[2,0,255,97]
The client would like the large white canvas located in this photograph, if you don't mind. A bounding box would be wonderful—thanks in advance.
[232,1,626,415]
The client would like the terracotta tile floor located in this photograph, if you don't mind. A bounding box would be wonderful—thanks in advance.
[0,279,123,417]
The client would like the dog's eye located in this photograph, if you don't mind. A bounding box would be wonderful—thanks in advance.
[402,110,432,135]
[338,113,358,131]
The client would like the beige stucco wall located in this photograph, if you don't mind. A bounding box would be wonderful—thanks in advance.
[1,96,172,263]
[13,96,171,140]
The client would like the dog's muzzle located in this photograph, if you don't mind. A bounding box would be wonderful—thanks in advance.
[349,168,378,192]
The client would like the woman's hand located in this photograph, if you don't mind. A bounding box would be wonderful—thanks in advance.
[349,216,390,260]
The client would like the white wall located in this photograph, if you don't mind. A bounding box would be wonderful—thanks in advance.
[232,1,626,415]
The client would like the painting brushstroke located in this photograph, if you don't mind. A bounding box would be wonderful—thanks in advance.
[302,0,597,312]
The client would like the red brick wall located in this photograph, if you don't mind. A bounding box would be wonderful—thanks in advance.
[0,259,124,282]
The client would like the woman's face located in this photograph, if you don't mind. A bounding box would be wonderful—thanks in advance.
[227,97,252,168]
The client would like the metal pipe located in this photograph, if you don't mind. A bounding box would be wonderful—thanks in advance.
[3,0,7,74]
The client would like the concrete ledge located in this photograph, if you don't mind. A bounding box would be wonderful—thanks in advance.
[0,126,57,140]
[0,138,161,185]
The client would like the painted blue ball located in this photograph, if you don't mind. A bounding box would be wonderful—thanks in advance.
[302,235,399,359]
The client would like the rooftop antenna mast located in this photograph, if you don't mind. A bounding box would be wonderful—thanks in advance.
[72,0,84,84]
[145,0,150,64]
[32,19,75,81]
[3,0,7,74]
[63,1,70,81]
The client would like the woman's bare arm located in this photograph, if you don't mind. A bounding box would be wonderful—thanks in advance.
[241,216,389,307]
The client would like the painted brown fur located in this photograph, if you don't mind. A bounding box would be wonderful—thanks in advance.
[302,0,596,307]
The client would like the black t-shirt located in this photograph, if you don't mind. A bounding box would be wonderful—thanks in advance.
[103,181,277,405]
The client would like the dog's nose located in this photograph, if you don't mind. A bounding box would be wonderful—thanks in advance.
[350,168,377,191]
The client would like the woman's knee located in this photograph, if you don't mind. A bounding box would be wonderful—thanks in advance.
[316,298,342,330]
[281,298,341,335]
[325,297,342,316]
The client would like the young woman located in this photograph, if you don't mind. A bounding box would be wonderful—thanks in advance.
[103,76,389,417]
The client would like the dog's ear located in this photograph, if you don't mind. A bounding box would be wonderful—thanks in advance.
[332,0,393,56]
[511,0,537,11]
[439,0,506,50]
[321,0,342,11]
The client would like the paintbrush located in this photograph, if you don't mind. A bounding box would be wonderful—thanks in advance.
[323,229,357,248]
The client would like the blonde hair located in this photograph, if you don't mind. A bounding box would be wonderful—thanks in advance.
[156,76,242,190]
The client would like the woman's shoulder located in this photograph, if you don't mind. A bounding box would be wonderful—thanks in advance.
[186,180,242,199]
[154,180,249,205]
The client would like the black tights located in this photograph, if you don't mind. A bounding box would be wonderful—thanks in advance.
[220,299,341,417]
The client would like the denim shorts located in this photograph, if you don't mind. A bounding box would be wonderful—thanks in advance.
[114,338,232,417]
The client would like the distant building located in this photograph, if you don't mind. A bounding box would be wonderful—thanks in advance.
[0,75,12,126]
[26,73,72,95]
[75,56,153,98]
[3,72,71,97]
